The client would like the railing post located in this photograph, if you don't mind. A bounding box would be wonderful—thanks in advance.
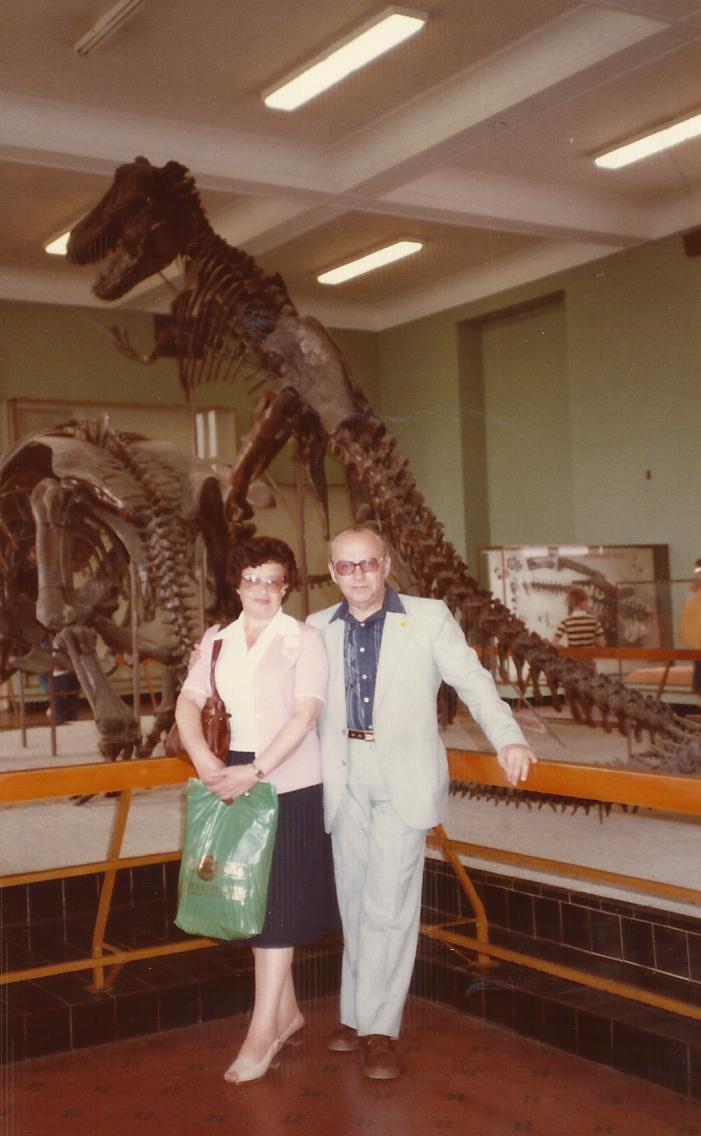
[129,561,141,726]
[19,670,27,748]
[431,823,493,968]
[88,789,133,992]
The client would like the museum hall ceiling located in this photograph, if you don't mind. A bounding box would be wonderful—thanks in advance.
[2,0,701,330]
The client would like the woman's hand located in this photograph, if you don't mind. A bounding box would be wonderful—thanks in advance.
[206,763,257,802]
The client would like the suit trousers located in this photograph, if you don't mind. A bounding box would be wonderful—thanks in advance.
[331,739,427,1038]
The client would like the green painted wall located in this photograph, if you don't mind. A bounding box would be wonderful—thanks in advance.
[375,232,701,580]
[0,302,181,444]
[564,239,701,578]
[457,320,490,564]
[478,292,572,550]
[376,316,467,552]
[0,300,378,491]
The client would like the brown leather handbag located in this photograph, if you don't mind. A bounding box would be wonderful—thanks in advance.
[165,638,230,759]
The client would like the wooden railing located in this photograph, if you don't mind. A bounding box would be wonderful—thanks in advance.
[0,755,198,992]
[558,647,701,663]
[426,750,701,1022]
[1,751,699,1021]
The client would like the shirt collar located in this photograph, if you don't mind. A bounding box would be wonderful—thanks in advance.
[330,585,405,623]
[215,606,293,640]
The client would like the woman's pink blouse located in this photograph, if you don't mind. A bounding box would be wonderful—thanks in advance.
[182,615,328,795]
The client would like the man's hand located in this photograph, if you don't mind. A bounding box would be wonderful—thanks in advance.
[497,744,537,787]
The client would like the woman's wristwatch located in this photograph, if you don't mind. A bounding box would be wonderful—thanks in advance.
[251,762,266,781]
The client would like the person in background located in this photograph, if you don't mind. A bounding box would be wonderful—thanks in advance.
[552,585,606,649]
[307,525,536,1080]
[39,635,80,724]
[174,536,336,1085]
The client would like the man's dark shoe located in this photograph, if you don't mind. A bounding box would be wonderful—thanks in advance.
[327,1024,359,1052]
[362,1034,400,1080]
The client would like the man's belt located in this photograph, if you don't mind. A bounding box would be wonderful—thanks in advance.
[347,728,375,742]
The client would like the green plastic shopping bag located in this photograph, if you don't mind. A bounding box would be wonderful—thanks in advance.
[175,778,278,940]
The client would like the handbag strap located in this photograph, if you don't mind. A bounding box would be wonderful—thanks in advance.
[209,637,224,705]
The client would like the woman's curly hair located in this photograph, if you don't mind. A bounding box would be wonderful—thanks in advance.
[227,536,299,593]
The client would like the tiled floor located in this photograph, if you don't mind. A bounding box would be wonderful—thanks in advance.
[2,996,701,1136]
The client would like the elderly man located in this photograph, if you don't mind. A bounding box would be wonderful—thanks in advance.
[307,525,536,1080]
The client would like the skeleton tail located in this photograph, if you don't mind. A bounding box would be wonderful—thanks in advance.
[329,412,701,774]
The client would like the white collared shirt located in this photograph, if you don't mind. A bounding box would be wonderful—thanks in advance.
[214,608,285,751]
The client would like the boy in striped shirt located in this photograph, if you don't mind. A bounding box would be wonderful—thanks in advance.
[552,585,606,648]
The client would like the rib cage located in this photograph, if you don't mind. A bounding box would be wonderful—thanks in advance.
[94,425,203,651]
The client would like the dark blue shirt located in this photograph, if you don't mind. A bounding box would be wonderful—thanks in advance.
[331,587,405,731]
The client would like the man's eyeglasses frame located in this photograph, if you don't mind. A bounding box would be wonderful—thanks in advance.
[332,557,386,576]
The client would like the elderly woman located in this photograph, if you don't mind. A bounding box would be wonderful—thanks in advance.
[175,536,334,1084]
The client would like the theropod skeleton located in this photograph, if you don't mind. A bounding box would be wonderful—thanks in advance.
[66,157,700,774]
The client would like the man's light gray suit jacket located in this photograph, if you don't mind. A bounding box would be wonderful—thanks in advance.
[307,594,527,832]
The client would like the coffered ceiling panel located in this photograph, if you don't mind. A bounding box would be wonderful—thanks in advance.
[259,212,542,306]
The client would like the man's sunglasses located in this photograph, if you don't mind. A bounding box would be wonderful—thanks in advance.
[333,557,385,576]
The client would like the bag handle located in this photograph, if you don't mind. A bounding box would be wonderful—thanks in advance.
[209,637,224,703]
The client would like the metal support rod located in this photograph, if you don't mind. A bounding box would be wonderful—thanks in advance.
[48,667,57,757]
[188,383,198,455]
[198,539,207,635]
[295,438,310,618]
[1,936,218,987]
[431,824,493,967]
[129,560,141,724]
[502,673,566,747]
[422,925,701,1022]
[19,670,27,748]
[89,789,133,991]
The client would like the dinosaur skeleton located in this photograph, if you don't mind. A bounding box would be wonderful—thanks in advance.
[63,157,700,774]
[0,419,230,758]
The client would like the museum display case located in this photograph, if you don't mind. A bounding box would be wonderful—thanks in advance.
[479,543,671,649]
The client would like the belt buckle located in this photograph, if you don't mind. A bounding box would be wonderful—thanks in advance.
[348,728,374,742]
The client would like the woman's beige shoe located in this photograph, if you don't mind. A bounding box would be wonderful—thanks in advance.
[223,1038,280,1084]
[278,1010,305,1047]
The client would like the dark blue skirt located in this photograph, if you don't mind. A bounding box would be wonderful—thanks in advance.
[226,751,340,948]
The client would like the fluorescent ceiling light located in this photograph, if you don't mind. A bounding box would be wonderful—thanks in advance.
[45,232,70,256]
[595,111,701,169]
[264,7,426,111]
[74,0,146,57]
[318,240,423,285]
